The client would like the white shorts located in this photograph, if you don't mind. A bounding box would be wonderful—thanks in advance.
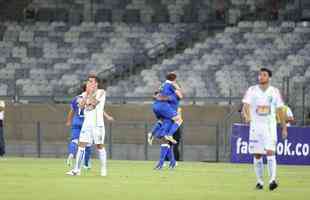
[248,125,277,154]
[79,126,105,144]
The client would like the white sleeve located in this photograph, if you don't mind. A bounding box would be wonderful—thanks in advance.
[274,88,284,108]
[0,101,5,108]
[96,89,106,102]
[242,87,253,104]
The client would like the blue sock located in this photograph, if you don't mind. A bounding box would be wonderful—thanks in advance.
[84,146,92,167]
[151,121,162,135]
[168,123,180,136]
[156,144,169,168]
[168,146,176,167]
[68,141,78,156]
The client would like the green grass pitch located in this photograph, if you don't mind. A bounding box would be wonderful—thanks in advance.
[0,157,309,200]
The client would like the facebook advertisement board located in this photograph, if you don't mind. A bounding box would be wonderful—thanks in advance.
[231,124,310,165]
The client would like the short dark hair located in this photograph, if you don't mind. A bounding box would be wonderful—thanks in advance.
[260,68,272,77]
[166,72,177,81]
[87,74,100,83]
[81,82,86,92]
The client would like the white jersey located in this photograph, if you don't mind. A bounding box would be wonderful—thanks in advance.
[242,85,284,143]
[82,89,106,127]
[243,85,284,153]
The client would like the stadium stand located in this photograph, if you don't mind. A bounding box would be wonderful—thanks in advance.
[0,0,308,108]
[107,20,310,105]
[0,21,199,97]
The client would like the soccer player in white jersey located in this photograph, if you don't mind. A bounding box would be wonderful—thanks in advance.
[242,68,287,191]
[66,75,114,176]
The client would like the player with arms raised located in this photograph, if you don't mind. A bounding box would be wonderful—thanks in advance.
[242,68,287,191]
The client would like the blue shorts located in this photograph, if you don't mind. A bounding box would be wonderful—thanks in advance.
[154,119,173,139]
[70,124,82,141]
[153,101,178,120]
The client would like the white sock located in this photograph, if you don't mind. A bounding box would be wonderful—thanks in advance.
[253,157,264,185]
[267,155,277,183]
[67,153,74,159]
[98,148,107,172]
[73,147,85,172]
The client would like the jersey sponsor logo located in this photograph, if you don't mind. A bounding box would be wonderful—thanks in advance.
[256,105,271,116]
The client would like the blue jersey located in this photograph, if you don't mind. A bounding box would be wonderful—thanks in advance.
[168,94,180,111]
[152,81,179,120]
[70,96,84,127]
[160,81,180,111]
[159,81,175,97]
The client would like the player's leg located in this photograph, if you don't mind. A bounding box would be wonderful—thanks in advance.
[153,102,178,144]
[66,126,80,166]
[83,144,92,169]
[253,154,264,189]
[264,133,278,191]
[160,104,182,141]
[249,130,265,189]
[94,126,107,176]
[173,125,182,162]
[66,126,90,176]
[266,149,277,191]
[150,120,162,136]
[167,114,183,136]
[66,139,78,166]
[167,144,176,169]
[148,120,162,145]
[160,118,177,144]
[155,138,170,170]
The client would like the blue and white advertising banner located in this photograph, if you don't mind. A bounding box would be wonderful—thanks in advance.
[231,124,310,165]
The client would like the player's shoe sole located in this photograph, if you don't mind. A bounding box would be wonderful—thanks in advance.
[169,162,176,169]
[164,136,177,144]
[66,170,80,176]
[269,181,278,191]
[154,163,163,170]
[255,183,263,190]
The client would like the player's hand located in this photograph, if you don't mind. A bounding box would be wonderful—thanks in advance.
[89,97,98,106]
[243,116,251,123]
[282,126,288,140]
[106,116,114,122]
[172,82,181,90]
[78,98,87,108]
[65,121,71,127]
[147,133,153,145]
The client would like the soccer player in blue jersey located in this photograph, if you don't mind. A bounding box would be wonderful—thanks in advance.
[150,72,183,169]
[154,72,183,140]
[65,84,92,169]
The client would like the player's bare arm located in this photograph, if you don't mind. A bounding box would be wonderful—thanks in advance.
[88,89,105,107]
[277,107,288,139]
[172,82,183,99]
[242,103,251,123]
[66,109,74,127]
[103,111,114,121]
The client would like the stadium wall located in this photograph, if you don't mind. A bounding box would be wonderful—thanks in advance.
[3,103,238,161]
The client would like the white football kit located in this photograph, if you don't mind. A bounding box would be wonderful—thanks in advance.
[79,89,106,144]
[242,85,284,154]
